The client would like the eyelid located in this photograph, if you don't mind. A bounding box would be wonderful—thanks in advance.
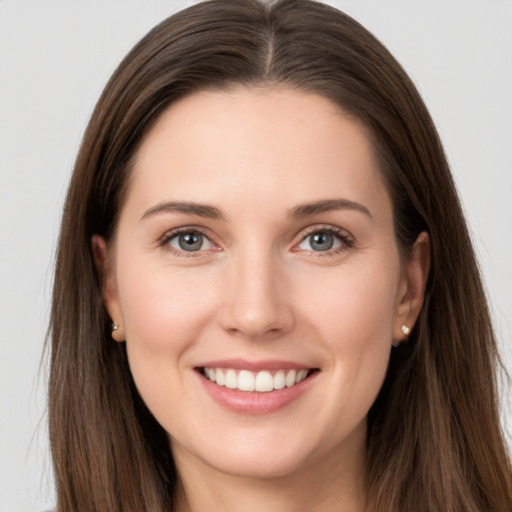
[292,224,355,254]
[157,223,354,257]
[158,226,220,256]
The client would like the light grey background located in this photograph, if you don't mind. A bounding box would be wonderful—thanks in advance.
[1,1,511,511]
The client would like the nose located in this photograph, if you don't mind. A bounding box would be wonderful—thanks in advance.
[218,249,295,339]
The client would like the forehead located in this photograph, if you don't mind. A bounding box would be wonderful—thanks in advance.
[125,87,390,220]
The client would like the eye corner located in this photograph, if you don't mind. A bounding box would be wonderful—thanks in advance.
[158,226,220,256]
[292,224,355,256]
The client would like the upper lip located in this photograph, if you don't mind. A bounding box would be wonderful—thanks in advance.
[195,358,317,372]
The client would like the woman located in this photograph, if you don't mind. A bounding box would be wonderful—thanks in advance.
[48,0,512,510]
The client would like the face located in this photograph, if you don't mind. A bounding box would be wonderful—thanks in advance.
[98,88,426,481]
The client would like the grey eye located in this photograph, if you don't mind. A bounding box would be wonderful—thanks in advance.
[168,231,212,252]
[179,232,203,251]
[309,232,334,251]
[298,230,343,252]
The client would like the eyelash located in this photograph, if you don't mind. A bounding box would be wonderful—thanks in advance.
[158,224,355,257]
[159,227,215,257]
[295,225,355,257]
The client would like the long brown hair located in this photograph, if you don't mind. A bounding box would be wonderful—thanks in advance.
[48,1,512,510]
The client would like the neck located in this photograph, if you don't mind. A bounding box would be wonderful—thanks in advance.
[172,428,367,512]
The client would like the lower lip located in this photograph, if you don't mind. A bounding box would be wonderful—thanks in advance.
[197,370,318,415]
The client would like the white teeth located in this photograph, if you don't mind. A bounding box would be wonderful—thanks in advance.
[295,369,308,384]
[255,371,273,392]
[225,369,238,389]
[215,368,225,386]
[285,369,296,387]
[274,370,285,390]
[203,367,312,392]
[238,370,255,391]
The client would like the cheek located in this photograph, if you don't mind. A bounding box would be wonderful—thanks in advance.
[295,261,399,346]
[119,263,215,347]
[116,261,219,397]
[293,261,398,408]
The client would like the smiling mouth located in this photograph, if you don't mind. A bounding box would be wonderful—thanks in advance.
[199,367,318,393]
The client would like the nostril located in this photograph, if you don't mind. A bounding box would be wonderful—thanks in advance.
[218,301,295,339]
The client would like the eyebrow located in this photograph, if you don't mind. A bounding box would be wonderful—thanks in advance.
[289,199,373,220]
[140,198,372,222]
[140,201,224,221]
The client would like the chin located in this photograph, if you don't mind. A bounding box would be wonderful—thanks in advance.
[204,450,312,480]
[177,427,331,481]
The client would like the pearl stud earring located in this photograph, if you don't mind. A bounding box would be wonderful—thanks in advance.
[401,325,411,336]
[112,322,119,332]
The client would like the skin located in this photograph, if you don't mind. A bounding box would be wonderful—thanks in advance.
[94,88,429,512]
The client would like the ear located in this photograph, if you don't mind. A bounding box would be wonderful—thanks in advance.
[92,235,125,342]
[392,231,430,346]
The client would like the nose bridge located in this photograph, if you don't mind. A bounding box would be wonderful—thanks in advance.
[219,242,293,338]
